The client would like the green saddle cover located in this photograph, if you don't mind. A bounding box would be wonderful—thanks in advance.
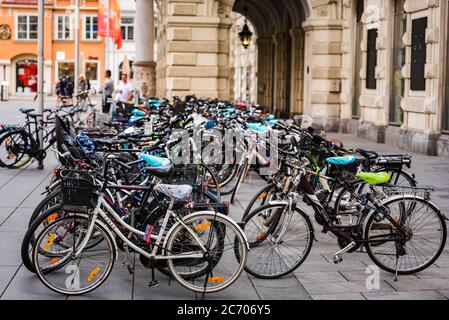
[356,172,391,185]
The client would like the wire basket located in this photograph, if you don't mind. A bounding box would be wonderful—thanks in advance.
[60,170,95,213]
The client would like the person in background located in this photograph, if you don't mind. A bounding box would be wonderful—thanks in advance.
[55,77,64,104]
[64,76,74,98]
[102,70,114,114]
[78,75,88,92]
[115,74,134,103]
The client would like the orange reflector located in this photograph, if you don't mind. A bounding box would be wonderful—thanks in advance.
[50,258,60,265]
[258,192,268,200]
[44,233,56,250]
[195,220,212,231]
[47,214,58,223]
[256,232,266,241]
[208,276,225,283]
[87,267,100,282]
[5,137,11,143]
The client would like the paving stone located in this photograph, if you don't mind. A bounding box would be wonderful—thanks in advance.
[362,290,447,300]
[295,271,347,284]
[0,266,19,294]
[1,266,66,300]
[249,275,311,300]
[386,278,449,291]
[311,293,366,300]
[0,207,33,232]
[0,231,25,266]
[301,280,394,295]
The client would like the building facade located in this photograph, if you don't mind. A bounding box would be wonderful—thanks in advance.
[151,0,449,157]
[0,0,105,95]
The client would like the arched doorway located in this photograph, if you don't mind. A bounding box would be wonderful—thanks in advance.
[13,56,38,94]
[231,0,308,117]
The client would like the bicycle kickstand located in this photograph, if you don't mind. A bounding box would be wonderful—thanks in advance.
[148,266,159,287]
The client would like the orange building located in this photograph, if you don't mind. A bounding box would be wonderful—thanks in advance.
[0,0,105,96]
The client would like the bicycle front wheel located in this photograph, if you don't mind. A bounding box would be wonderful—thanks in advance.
[166,213,248,294]
[33,215,116,295]
[364,196,446,275]
[241,203,314,279]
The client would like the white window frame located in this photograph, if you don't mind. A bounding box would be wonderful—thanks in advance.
[83,15,99,41]
[55,14,73,41]
[121,16,134,41]
[15,13,38,41]
[84,60,100,83]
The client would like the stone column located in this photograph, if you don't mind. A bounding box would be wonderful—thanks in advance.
[290,27,304,115]
[273,33,288,115]
[133,0,156,98]
[256,37,274,110]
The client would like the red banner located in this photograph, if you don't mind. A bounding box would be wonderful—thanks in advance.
[98,0,122,49]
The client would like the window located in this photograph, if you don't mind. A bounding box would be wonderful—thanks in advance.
[85,62,98,82]
[352,0,364,117]
[84,16,98,40]
[121,17,134,41]
[56,15,72,40]
[390,0,406,124]
[366,29,378,89]
[57,62,75,80]
[410,17,427,91]
[16,15,38,40]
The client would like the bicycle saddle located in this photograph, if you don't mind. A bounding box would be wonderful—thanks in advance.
[356,172,391,185]
[356,149,379,160]
[93,139,129,146]
[19,108,35,114]
[141,165,173,178]
[326,156,357,166]
[154,184,192,200]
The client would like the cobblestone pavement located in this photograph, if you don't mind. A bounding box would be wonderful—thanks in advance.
[0,100,449,300]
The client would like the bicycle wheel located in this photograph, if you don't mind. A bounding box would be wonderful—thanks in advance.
[0,131,32,169]
[241,203,314,279]
[33,215,115,295]
[166,213,248,294]
[364,196,446,275]
[242,183,276,220]
[22,204,66,273]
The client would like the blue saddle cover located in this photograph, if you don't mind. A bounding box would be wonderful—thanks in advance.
[140,153,171,167]
[326,156,357,166]
[247,123,269,133]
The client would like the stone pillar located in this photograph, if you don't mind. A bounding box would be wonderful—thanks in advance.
[273,33,288,115]
[290,27,304,115]
[302,18,343,131]
[133,0,156,98]
[256,37,274,109]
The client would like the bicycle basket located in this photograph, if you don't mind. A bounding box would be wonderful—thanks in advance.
[60,170,95,213]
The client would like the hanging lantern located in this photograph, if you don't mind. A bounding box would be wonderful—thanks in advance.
[239,20,252,49]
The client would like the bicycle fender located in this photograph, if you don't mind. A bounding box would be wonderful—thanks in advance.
[163,211,250,252]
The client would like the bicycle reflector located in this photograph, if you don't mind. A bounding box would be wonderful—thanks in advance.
[208,276,225,283]
[87,267,100,282]
[44,233,56,250]
[195,220,212,231]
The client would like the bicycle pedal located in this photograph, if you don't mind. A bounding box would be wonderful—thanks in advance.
[148,280,159,287]
[333,255,343,264]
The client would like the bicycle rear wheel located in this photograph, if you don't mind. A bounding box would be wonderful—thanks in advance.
[364,196,446,275]
[166,213,247,294]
